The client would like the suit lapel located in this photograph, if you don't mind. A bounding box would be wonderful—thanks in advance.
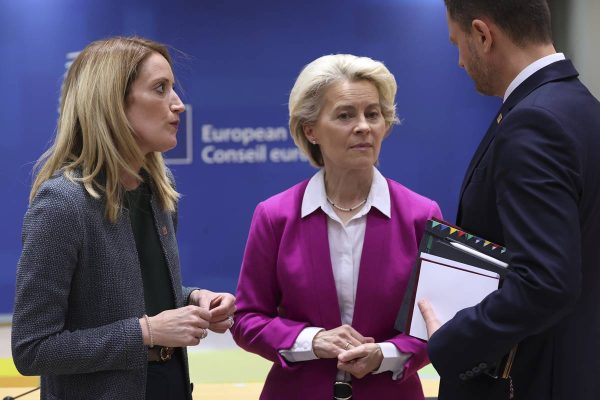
[351,210,389,332]
[304,210,342,328]
[148,178,183,307]
[456,60,579,222]
[503,60,578,113]
[457,115,502,203]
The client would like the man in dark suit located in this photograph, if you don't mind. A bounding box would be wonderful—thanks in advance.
[418,1,600,399]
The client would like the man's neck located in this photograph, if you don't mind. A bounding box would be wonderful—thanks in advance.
[494,42,557,97]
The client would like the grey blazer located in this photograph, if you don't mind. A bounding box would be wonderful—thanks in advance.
[12,171,196,400]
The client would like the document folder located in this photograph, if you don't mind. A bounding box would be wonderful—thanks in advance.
[395,218,517,378]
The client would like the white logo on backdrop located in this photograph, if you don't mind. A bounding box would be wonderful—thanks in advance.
[65,51,80,69]
[165,104,193,165]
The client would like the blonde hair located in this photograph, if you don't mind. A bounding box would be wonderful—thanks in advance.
[288,54,400,167]
[30,36,179,223]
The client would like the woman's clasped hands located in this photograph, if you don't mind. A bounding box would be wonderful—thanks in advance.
[189,289,237,333]
[312,324,384,379]
[141,289,236,348]
[144,305,210,347]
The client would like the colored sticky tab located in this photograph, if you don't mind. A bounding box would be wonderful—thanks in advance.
[450,228,457,235]
[431,221,440,228]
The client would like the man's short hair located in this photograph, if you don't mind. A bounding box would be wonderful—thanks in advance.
[444,0,553,46]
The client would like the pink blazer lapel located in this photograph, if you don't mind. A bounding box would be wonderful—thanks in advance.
[352,210,389,333]
[302,210,342,329]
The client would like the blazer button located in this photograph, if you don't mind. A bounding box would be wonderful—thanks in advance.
[466,371,474,378]
[473,366,481,373]
[478,362,488,370]
[459,373,468,381]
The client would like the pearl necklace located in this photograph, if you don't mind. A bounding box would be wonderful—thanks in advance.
[326,197,367,212]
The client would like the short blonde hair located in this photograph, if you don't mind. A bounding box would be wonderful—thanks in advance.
[30,36,179,223]
[288,54,399,167]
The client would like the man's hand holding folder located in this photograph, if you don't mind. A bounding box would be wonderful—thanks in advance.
[417,300,441,338]
[394,218,517,379]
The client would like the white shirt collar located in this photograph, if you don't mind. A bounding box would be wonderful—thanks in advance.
[301,166,391,219]
[503,53,565,102]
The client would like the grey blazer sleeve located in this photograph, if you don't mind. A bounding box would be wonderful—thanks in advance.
[11,182,147,376]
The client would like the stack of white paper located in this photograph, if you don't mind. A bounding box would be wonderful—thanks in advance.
[409,252,500,341]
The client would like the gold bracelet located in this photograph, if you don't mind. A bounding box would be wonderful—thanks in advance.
[143,314,154,348]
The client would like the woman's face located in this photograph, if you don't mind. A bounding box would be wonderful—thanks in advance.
[125,52,185,155]
[304,80,388,172]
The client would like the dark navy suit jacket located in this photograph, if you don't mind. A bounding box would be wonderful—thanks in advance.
[428,60,600,399]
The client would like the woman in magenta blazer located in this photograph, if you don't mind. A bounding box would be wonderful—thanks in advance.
[231,54,442,400]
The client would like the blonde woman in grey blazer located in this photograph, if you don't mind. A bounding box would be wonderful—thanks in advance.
[11,36,236,400]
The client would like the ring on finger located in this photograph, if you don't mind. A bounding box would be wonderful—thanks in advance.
[227,315,234,328]
[199,329,208,340]
[344,341,351,350]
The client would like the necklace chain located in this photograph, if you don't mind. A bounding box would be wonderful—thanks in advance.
[326,197,367,212]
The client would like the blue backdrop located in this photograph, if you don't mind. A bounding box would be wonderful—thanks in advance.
[0,0,500,315]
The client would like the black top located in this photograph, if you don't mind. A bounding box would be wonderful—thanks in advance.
[125,182,175,316]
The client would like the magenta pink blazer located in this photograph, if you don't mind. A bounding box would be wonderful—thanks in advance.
[232,178,442,399]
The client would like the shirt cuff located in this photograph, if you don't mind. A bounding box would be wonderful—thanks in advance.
[372,342,412,380]
[278,327,324,362]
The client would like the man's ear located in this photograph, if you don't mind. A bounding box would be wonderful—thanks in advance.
[472,19,493,52]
